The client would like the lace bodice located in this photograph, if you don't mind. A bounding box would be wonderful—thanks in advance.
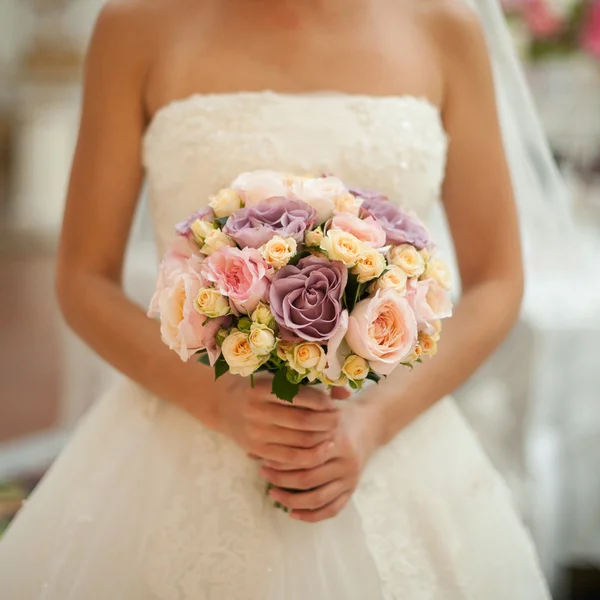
[142,92,448,254]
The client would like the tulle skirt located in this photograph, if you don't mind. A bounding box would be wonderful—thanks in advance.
[0,379,550,599]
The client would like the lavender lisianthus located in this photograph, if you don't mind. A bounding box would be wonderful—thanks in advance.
[361,197,432,249]
[269,256,347,342]
[224,197,317,249]
[175,207,215,238]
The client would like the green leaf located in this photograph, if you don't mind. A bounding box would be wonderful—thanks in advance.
[214,355,230,380]
[366,371,381,384]
[288,250,311,266]
[198,352,210,366]
[416,358,423,364]
[399,361,414,371]
[214,216,229,228]
[237,317,252,333]
[344,272,361,312]
[272,368,300,403]
[286,369,305,385]
[348,379,364,391]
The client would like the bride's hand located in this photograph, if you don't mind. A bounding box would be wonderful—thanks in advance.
[259,400,382,522]
[215,375,347,468]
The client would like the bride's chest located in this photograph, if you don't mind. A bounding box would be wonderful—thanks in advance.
[143,93,448,246]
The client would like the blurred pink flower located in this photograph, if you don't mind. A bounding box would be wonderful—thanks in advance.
[581,0,600,57]
[523,0,563,38]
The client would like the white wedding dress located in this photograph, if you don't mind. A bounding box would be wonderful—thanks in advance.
[0,92,551,599]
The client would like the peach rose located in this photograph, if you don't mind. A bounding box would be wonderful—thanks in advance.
[329,213,386,248]
[334,193,363,216]
[406,278,453,335]
[389,244,425,278]
[346,290,417,375]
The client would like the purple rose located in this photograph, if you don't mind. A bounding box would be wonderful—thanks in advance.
[224,197,316,249]
[269,256,347,342]
[348,187,388,203]
[175,207,214,238]
[361,197,431,249]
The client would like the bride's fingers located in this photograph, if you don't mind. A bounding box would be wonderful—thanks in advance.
[253,440,335,470]
[248,424,333,449]
[260,459,344,490]
[264,386,336,411]
[291,492,352,523]
[330,386,352,400]
[269,478,350,511]
[250,403,340,432]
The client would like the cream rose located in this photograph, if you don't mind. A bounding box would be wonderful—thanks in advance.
[200,229,237,256]
[320,229,365,266]
[259,235,297,269]
[190,219,216,245]
[352,247,386,283]
[230,170,291,207]
[424,258,452,290]
[372,266,408,295]
[276,340,296,362]
[389,244,426,277]
[209,188,243,218]
[251,302,275,327]
[248,322,276,356]
[418,332,438,356]
[304,227,324,247]
[288,342,327,380]
[334,193,363,216]
[193,288,230,318]
[342,354,369,381]
[291,176,347,223]
[221,329,265,376]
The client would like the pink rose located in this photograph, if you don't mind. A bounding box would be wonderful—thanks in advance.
[523,0,563,38]
[346,290,417,375]
[201,246,270,314]
[230,170,290,207]
[406,278,453,335]
[148,258,218,362]
[328,213,387,248]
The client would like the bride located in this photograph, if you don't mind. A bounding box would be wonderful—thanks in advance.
[0,0,554,597]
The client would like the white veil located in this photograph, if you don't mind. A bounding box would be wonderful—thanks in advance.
[465,0,581,289]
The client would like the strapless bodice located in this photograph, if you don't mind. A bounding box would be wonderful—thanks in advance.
[142,91,448,254]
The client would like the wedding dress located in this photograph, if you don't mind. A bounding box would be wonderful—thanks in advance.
[0,91,551,599]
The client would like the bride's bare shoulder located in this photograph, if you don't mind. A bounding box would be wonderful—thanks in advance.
[417,0,488,57]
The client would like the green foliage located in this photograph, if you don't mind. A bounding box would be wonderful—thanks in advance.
[272,368,300,403]
[237,317,252,333]
[288,250,311,266]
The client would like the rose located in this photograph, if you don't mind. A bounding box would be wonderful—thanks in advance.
[346,289,417,375]
[352,247,386,283]
[201,247,270,314]
[200,229,237,256]
[230,170,291,207]
[287,342,327,381]
[175,207,215,240]
[418,332,438,356]
[329,213,386,248]
[304,226,324,247]
[248,322,276,356]
[320,229,365,266]
[191,220,216,246]
[221,329,266,376]
[371,266,408,295]
[193,288,231,318]
[342,354,369,381]
[334,193,363,216]
[291,176,348,223]
[269,256,347,342]
[389,244,426,278]
[148,260,229,364]
[209,188,242,218]
[348,187,388,203]
[361,197,431,249]
[251,302,275,327]
[424,257,452,290]
[406,278,453,335]
[581,0,600,58]
[224,197,316,249]
[260,235,297,269]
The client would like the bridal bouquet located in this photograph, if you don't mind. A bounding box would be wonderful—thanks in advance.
[148,171,452,402]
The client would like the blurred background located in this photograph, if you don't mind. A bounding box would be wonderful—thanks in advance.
[0,1,599,598]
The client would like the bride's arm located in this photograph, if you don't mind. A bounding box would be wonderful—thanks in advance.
[370,5,524,446]
[56,4,221,425]
[57,4,342,459]
[262,6,525,520]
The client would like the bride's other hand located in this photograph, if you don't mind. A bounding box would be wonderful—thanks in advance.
[259,399,381,522]
[214,377,344,468]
